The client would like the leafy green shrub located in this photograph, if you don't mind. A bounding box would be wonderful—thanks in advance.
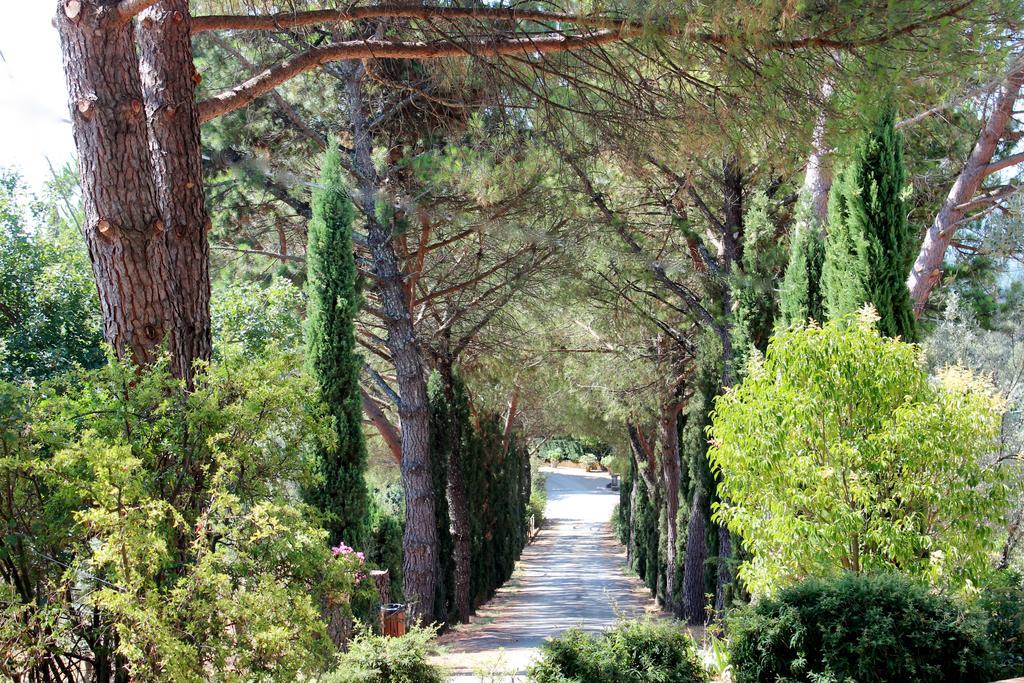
[542,437,585,463]
[528,620,706,683]
[710,312,1010,595]
[727,573,993,683]
[325,626,445,683]
[0,351,377,681]
[579,453,599,471]
[976,570,1024,679]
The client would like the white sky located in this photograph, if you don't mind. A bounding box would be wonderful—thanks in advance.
[0,5,76,190]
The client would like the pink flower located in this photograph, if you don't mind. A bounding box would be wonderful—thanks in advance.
[356,551,365,562]
[331,542,354,557]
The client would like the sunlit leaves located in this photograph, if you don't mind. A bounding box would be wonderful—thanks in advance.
[709,311,1011,597]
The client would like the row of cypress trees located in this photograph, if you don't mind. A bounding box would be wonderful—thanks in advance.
[428,369,531,624]
[303,142,532,625]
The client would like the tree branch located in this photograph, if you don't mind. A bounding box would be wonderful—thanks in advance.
[908,54,1024,316]
[361,388,402,464]
[198,31,625,122]
[192,5,641,34]
[212,244,304,262]
[982,151,1024,178]
[197,1,975,123]
[117,0,159,22]
[365,364,401,408]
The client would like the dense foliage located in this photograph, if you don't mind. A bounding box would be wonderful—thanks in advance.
[428,369,532,621]
[822,109,918,341]
[710,312,1010,596]
[976,570,1024,679]
[727,573,995,683]
[778,198,826,327]
[0,169,103,381]
[528,620,707,683]
[0,352,377,681]
[305,143,370,548]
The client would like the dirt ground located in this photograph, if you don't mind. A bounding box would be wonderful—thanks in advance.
[434,467,664,681]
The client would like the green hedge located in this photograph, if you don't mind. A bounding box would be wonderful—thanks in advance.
[528,620,706,683]
[427,370,531,623]
[728,573,994,682]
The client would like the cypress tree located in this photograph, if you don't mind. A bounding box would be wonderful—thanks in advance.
[427,370,456,623]
[779,197,826,327]
[822,108,918,340]
[733,190,787,371]
[305,143,370,547]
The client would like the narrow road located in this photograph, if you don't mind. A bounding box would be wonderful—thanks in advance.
[435,467,662,681]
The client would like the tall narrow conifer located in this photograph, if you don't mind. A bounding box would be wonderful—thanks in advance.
[305,143,370,546]
[778,198,826,327]
[822,108,917,340]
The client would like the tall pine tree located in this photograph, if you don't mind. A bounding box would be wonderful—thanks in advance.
[821,108,918,341]
[305,143,370,547]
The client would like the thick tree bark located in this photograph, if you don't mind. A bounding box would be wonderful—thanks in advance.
[681,490,709,624]
[57,0,180,370]
[659,402,681,612]
[135,0,212,383]
[346,67,437,624]
[907,62,1024,317]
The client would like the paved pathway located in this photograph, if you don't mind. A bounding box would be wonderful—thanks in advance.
[434,467,662,681]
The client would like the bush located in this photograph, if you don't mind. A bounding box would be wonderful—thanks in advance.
[727,573,994,683]
[528,620,706,683]
[324,626,445,683]
[579,453,599,471]
[710,312,1010,595]
[0,351,377,681]
[976,570,1024,679]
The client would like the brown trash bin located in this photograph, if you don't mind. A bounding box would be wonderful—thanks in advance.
[380,603,407,637]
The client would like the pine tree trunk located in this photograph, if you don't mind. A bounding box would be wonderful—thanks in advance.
[659,403,681,612]
[907,63,1024,317]
[804,78,834,228]
[345,68,436,624]
[136,0,212,383]
[57,0,180,370]
[681,489,708,624]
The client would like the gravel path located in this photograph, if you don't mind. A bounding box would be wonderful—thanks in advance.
[434,467,662,681]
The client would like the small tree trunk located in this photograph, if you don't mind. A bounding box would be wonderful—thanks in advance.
[136,0,212,383]
[659,403,681,612]
[714,524,732,615]
[57,0,180,370]
[681,489,708,624]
